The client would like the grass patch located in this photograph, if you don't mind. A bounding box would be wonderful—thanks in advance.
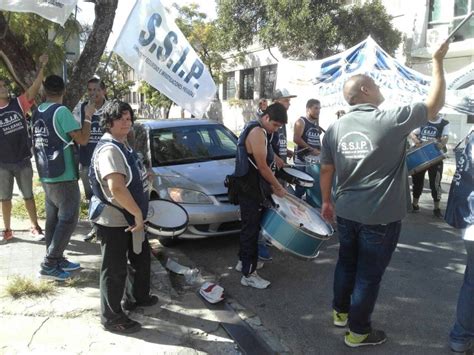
[5,275,56,299]
[12,191,89,220]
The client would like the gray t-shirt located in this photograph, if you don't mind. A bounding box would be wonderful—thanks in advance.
[91,133,131,227]
[320,103,428,224]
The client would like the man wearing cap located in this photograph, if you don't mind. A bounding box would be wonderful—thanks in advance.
[271,88,296,168]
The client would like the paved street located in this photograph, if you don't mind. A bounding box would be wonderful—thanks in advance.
[165,185,467,354]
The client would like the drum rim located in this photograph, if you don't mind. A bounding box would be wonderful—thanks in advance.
[271,194,333,239]
[281,166,315,183]
[407,156,445,175]
[147,198,189,232]
[261,229,322,259]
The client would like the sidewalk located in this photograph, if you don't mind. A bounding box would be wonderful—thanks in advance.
[0,218,239,354]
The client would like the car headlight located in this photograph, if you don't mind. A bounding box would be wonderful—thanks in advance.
[167,188,213,204]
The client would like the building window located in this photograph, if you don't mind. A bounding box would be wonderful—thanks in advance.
[132,92,137,104]
[260,65,277,99]
[240,69,255,100]
[429,0,474,42]
[223,72,236,100]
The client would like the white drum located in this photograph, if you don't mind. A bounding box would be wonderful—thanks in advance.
[146,199,189,237]
[276,166,314,187]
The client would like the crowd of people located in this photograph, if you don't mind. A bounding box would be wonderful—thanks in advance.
[231,39,473,351]
[0,38,472,349]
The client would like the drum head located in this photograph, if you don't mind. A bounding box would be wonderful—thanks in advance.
[272,194,333,237]
[282,167,314,183]
[146,199,189,233]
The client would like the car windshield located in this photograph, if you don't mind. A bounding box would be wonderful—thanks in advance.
[150,124,238,166]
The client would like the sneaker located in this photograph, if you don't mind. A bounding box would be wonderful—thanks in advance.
[344,329,387,348]
[38,265,70,281]
[333,310,348,327]
[450,339,473,353]
[412,204,420,213]
[58,258,81,271]
[240,271,271,289]
[433,208,443,218]
[235,260,264,272]
[122,294,159,311]
[0,229,13,244]
[83,229,96,242]
[258,243,272,261]
[30,226,45,241]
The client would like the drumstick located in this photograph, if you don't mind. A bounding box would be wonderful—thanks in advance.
[294,147,311,154]
[446,11,474,41]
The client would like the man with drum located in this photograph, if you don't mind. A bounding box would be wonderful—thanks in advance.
[320,40,449,347]
[233,102,287,289]
[293,99,324,198]
[89,100,157,333]
[409,114,450,218]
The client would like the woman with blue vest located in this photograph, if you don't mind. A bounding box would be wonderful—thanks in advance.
[89,100,156,334]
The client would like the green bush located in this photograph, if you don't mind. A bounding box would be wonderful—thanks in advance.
[12,191,89,220]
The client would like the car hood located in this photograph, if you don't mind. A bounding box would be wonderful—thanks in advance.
[152,158,235,196]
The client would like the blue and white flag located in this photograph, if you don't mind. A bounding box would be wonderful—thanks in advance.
[277,36,474,116]
[0,0,77,26]
[113,0,217,117]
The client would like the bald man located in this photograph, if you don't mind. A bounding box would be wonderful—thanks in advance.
[319,40,449,348]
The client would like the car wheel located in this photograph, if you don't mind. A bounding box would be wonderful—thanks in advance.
[158,236,179,247]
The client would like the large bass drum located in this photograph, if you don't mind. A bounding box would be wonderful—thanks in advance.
[261,194,333,259]
[146,199,189,237]
[406,141,445,175]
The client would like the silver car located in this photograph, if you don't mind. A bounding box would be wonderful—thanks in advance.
[132,119,240,246]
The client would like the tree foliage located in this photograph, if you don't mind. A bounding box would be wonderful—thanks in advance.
[0,0,118,109]
[216,0,402,59]
[95,53,134,100]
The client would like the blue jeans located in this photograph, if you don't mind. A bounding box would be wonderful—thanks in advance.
[42,181,80,267]
[450,240,474,350]
[333,216,401,334]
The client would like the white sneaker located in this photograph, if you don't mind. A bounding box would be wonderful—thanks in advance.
[240,271,271,289]
[235,260,264,272]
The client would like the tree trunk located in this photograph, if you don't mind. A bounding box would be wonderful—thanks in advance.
[64,0,118,110]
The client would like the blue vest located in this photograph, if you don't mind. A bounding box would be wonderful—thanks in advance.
[270,125,287,162]
[89,137,149,225]
[234,121,275,202]
[445,131,473,229]
[0,98,31,164]
[235,120,275,177]
[78,101,104,166]
[296,116,323,161]
[417,119,449,152]
[31,103,71,178]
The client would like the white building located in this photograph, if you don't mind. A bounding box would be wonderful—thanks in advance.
[216,0,474,150]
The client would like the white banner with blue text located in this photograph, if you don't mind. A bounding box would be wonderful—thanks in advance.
[277,36,474,116]
[113,0,217,117]
[0,0,77,26]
